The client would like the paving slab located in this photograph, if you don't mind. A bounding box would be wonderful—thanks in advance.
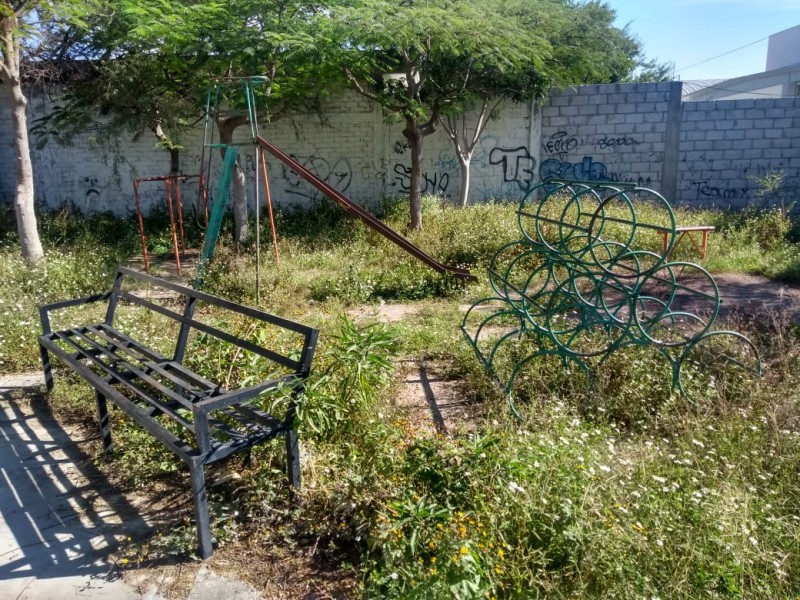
[0,375,152,599]
[187,565,260,600]
[0,374,265,599]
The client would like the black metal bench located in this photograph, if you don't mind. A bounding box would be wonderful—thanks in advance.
[37,267,318,558]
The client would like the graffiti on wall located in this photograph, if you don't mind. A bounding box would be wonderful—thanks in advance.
[389,140,539,199]
[542,131,583,158]
[434,150,459,171]
[280,154,353,202]
[690,180,750,201]
[83,177,101,201]
[539,156,608,182]
[392,164,450,197]
[542,131,641,158]
[539,156,652,188]
[681,155,752,204]
[489,146,536,191]
[596,135,640,150]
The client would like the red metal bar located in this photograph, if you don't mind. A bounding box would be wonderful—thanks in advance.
[164,178,182,276]
[133,174,207,274]
[133,180,150,273]
[199,175,209,227]
[135,174,200,183]
[260,151,280,267]
[255,135,474,281]
[174,178,187,255]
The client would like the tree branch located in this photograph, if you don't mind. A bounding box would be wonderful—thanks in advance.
[342,65,379,102]
[469,97,502,151]
[418,101,441,137]
[440,114,457,144]
[13,0,32,18]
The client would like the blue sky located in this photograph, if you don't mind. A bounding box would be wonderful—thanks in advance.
[609,0,800,80]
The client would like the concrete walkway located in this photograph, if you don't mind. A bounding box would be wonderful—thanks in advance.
[0,374,259,600]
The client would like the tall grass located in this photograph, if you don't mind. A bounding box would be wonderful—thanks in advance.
[1,198,799,597]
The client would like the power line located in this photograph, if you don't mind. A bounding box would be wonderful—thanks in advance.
[676,36,770,74]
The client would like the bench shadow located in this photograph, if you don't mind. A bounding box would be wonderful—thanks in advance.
[401,362,484,434]
[0,383,152,583]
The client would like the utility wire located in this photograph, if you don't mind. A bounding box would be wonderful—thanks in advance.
[676,36,770,74]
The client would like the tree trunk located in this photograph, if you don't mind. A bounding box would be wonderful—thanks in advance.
[458,153,472,207]
[217,121,248,246]
[1,15,43,264]
[230,163,247,245]
[152,122,181,175]
[404,124,423,231]
[169,148,180,175]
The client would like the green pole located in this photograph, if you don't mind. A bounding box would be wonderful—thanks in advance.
[194,145,239,289]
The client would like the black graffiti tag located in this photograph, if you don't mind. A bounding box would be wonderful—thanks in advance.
[282,155,353,200]
[691,180,750,201]
[596,135,640,150]
[392,164,449,196]
[543,131,582,157]
[489,146,536,191]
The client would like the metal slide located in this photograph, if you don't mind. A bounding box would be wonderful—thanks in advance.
[256,136,475,281]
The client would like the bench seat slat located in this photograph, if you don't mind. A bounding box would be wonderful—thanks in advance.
[39,333,201,461]
[64,326,199,410]
[45,328,285,461]
[47,328,199,433]
[204,424,285,464]
[88,325,221,397]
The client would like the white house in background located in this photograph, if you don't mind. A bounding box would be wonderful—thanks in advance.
[683,24,800,101]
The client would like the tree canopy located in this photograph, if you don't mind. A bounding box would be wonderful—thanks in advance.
[321,0,659,227]
[34,0,334,242]
[10,0,668,245]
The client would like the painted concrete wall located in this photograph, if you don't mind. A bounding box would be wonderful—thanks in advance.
[1,81,798,215]
[767,24,800,72]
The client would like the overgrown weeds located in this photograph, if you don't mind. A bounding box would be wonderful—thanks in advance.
[1,198,800,597]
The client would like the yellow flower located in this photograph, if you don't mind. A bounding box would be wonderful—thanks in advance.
[460,545,469,556]
[498,549,505,561]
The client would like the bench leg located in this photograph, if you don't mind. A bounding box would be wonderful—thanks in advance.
[285,429,301,489]
[95,391,113,453]
[39,344,53,392]
[190,463,213,559]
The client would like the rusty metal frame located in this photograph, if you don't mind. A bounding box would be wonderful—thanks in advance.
[132,174,208,275]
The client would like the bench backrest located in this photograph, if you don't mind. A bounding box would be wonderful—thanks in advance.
[106,267,318,384]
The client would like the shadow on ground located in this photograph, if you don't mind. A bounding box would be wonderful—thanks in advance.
[0,379,151,597]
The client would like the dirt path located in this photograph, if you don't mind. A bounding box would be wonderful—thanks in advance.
[351,273,800,434]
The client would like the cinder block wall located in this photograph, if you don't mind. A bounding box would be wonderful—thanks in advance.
[677,98,800,208]
[1,82,797,214]
[539,82,676,192]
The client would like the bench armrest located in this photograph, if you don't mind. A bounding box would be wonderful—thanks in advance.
[39,292,112,334]
[194,374,302,414]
